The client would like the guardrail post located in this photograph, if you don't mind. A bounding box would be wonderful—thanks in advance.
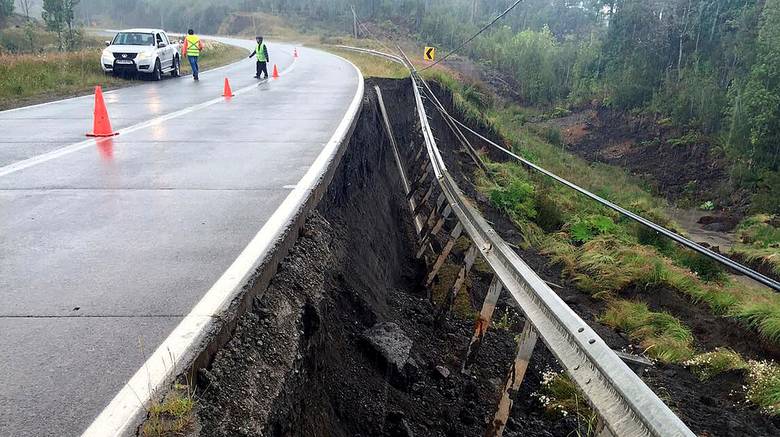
[462,276,503,372]
[435,243,479,323]
[484,320,538,437]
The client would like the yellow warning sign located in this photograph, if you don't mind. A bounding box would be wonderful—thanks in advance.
[424,46,436,61]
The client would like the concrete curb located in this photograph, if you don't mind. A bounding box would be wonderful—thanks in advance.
[80,49,365,437]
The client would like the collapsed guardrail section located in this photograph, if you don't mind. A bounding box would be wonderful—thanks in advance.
[340,45,696,437]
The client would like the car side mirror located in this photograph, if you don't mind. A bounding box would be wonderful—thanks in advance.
[105,40,111,46]
[157,42,166,48]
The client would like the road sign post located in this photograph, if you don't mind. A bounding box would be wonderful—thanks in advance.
[424,46,436,62]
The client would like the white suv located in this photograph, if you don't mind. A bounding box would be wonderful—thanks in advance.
[101,29,181,80]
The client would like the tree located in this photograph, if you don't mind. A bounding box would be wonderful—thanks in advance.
[0,0,14,22]
[19,0,35,18]
[42,0,79,51]
[741,0,780,171]
[42,0,66,50]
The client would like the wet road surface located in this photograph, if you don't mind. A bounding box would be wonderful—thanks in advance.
[0,35,361,436]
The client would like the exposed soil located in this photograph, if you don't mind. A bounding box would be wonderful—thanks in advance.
[428,82,780,436]
[187,77,780,437]
[546,109,750,218]
[192,79,585,437]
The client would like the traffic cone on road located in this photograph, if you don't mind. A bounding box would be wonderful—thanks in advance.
[86,86,118,137]
[293,48,298,58]
[272,64,279,79]
[223,77,235,97]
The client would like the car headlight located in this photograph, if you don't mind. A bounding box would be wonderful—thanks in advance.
[138,51,151,60]
[102,49,112,58]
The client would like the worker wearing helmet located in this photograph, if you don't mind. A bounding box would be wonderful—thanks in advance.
[248,36,269,79]
[182,29,204,81]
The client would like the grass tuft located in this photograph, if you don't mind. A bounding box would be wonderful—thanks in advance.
[600,300,695,363]
[684,348,748,380]
[141,384,195,437]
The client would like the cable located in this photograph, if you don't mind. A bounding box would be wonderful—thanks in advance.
[420,0,525,71]
[435,94,780,292]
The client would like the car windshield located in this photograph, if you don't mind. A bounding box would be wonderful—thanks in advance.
[112,32,155,46]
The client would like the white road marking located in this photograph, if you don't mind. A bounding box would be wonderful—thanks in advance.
[0,60,297,179]
[80,53,363,437]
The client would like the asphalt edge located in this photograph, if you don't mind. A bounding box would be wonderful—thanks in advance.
[80,50,365,437]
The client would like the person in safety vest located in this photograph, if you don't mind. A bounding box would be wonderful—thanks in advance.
[248,36,269,79]
[182,29,204,81]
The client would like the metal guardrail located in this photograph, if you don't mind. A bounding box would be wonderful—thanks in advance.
[334,46,780,293]
[338,45,696,437]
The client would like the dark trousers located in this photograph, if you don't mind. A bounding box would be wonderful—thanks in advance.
[256,61,268,78]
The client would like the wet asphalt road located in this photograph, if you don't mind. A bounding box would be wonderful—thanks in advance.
[0,35,361,436]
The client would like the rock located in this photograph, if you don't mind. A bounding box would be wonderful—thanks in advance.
[362,322,413,375]
[435,365,451,379]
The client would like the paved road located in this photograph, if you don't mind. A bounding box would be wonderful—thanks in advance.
[0,35,361,436]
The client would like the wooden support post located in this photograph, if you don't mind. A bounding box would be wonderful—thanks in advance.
[425,222,463,286]
[417,204,452,259]
[406,164,432,200]
[462,276,502,372]
[435,243,479,323]
[412,182,435,217]
[484,320,539,437]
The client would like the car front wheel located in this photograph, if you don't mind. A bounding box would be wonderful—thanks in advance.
[150,59,162,81]
[171,56,180,77]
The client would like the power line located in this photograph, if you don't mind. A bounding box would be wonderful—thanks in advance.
[420,0,524,71]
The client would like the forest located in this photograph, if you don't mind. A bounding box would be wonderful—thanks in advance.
[73,0,779,213]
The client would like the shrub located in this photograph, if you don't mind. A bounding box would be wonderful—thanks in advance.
[489,179,537,222]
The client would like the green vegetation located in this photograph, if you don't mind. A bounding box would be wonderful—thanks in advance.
[732,215,780,277]
[0,49,123,109]
[142,384,195,436]
[684,348,747,380]
[427,72,780,348]
[600,300,695,363]
[534,370,597,433]
[746,361,780,415]
[0,39,246,110]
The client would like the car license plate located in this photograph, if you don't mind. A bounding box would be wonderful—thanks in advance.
[116,60,133,64]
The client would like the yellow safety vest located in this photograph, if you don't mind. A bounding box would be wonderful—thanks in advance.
[256,43,267,62]
[186,35,201,57]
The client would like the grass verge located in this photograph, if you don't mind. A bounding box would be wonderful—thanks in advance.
[324,48,409,79]
[0,40,247,111]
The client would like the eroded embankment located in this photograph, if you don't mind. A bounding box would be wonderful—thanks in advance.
[428,82,780,436]
[192,79,579,436]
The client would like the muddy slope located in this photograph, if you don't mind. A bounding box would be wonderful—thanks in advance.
[428,82,780,436]
[193,79,583,437]
[548,108,748,215]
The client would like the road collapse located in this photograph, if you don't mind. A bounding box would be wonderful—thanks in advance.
[162,78,780,437]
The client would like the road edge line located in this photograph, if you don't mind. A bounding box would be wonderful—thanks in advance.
[80,53,364,437]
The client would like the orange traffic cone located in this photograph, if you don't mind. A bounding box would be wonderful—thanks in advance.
[86,86,117,137]
[223,77,234,97]
[272,64,279,79]
[293,48,298,58]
